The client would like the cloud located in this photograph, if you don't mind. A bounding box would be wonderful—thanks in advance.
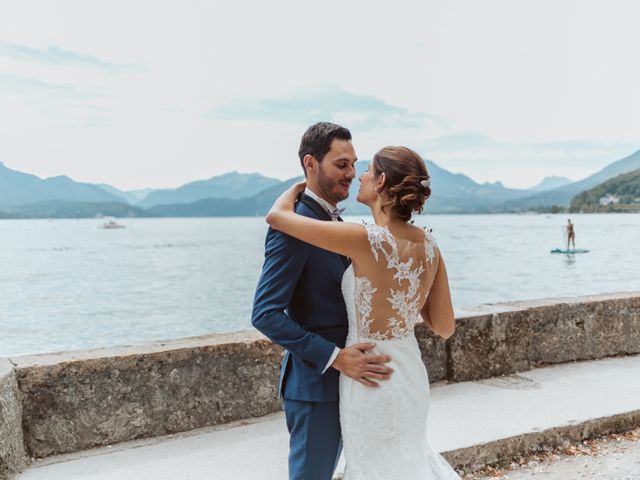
[0,74,113,128]
[206,87,439,131]
[0,42,141,73]
[0,73,107,100]
[425,132,492,151]
[0,43,137,130]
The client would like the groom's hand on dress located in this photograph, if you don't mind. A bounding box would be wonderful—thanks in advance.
[331,343,393,388]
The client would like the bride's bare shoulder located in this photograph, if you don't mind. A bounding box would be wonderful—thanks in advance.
[386,223,430,243]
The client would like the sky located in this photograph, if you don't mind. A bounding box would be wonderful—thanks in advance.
[0,0,639,190]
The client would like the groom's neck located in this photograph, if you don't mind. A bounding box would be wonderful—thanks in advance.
[305,180,337,209]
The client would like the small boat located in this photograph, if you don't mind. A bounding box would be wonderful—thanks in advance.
[550,248,589,254]
[100,217,125,229]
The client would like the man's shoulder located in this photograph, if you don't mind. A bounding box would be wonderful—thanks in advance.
[265,216,310,252]
[264,200,324,251]
[294,197,323,219]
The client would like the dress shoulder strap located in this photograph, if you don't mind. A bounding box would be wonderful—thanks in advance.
[423,229,438,264]
[364,223,398,263]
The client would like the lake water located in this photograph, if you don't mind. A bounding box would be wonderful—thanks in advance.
[1,214,639,357]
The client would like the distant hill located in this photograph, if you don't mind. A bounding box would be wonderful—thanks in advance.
[159,150,636,216]
[340,160,532,214]
[0,162,123,207]
[127,188,155,201]
[0,159,541,217]
[4,150,639,218]
[569,169,640,213]
[0,200,146,219]
[147,177,303,217]
[97,184,143,204]
[499,149,640,210]
[528,176,572,191]
[137,171,281,208]
[148,160,533,217]
[423,160,531,213]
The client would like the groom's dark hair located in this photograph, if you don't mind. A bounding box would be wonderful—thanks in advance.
[298,122,352,175]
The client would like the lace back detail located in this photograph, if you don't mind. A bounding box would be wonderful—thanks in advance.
[353,224,438,341]
[424,230,437,264]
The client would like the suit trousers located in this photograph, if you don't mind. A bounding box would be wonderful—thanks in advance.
[284,399,342,480]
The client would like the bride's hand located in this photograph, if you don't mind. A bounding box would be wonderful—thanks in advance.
[286,180,306,200]
[266,180,306,225]
[276,180,306,208]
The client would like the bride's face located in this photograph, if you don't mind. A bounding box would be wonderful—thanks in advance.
[357,162,381,205]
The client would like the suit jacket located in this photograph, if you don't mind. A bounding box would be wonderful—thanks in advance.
[251,194,350,401]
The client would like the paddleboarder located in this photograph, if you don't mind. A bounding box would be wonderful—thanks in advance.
[566,219,576,250]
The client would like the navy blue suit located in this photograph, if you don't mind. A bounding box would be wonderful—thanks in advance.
[252,194,350,480]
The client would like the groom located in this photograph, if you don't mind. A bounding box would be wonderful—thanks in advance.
[252,122,393,480]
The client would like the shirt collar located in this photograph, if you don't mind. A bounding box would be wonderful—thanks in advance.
[304,187,338,214]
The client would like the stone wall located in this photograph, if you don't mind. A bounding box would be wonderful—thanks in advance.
[446,292,640,382]
[12,332,281,459]
[0,359,26,480]
[4,292,640,462]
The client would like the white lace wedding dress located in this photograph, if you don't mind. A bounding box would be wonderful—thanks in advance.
[339,224,460,479]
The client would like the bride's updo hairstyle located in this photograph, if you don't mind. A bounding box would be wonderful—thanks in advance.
[373,146,431,221]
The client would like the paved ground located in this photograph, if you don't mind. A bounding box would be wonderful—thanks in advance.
[15,355,640,480]
[468,428,640,479]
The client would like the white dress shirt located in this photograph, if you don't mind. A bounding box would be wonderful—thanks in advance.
[304,187,338,216]
[304,187,342,374]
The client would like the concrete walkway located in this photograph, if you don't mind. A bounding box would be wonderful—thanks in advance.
[16,355,640,480]
[472,429,640,479]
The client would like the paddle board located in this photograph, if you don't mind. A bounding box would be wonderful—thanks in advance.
[550,248,590,254]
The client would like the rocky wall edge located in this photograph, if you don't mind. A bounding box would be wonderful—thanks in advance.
[0,359,27,480]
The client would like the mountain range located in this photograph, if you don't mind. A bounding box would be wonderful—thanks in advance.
[569,169,640,213]
[1,149,639,218]
[136,172,282,208]
[338,161,532,214]
[496,149,640,211]
[0,162,121,206]
[528,176,572,191]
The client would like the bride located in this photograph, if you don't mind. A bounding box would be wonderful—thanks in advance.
[266,146,460,479]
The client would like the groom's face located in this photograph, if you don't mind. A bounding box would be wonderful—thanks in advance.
[314,139,357,204]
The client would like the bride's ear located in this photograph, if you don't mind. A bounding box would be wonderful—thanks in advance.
[376,172,386,193]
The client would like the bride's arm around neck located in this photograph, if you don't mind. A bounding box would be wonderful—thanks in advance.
[266,180,368,260]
